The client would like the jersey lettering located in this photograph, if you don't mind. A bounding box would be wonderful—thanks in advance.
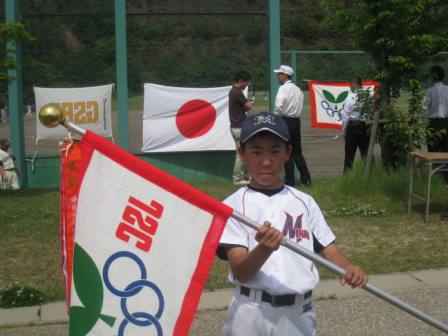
[282,212,309,242]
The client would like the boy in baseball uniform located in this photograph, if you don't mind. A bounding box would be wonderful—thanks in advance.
[218,112,368,336]
[0,138,20,190]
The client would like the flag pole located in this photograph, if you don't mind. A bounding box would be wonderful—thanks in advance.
[231,213,448,334]
[38,104,448,334]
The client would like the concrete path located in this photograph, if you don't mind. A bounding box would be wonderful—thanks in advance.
[1,268,447,335]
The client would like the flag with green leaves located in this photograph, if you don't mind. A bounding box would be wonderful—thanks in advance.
[308,81,377,129]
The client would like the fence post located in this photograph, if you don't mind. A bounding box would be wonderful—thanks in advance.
[5,0,27,187]
[115,0,129,150]
[268,0,281,113]
[364,108,381,179]
[290,50,297,83]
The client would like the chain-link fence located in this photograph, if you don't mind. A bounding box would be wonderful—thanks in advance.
[18,1,269,100]
[281,50,376,90]
[2,2,448,176]
[3,1,269,155]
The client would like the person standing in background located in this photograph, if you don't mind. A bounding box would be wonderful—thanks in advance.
[26,102,33,117]
[0,103,7,123]
[274,65,311,187]
[229,71,253,185]
[0,138,21,190]
[341,76,370,172]
[424,65,448,183]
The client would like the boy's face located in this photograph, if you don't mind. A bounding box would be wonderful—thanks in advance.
[239,133,291,190]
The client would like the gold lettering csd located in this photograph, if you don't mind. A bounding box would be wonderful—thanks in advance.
[59,101,99,124]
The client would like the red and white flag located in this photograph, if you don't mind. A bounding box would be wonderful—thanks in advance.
[142,83,235,152]
[60,131,232,335]
[308,81,377,129]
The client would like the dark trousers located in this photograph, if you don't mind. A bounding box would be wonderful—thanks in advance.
[344,120,369,172]
[427,118,448,182]
[283,117,311,186]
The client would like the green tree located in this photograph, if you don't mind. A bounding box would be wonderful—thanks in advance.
[0,22,34,83]
[324,0,448,168]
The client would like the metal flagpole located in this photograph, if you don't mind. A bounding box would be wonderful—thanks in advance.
[38,104,448,334]
[231,211,448,334]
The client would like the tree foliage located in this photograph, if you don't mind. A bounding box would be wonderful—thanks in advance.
[0,22,34,83]
[13,0,355,96]
[324,0,448,167]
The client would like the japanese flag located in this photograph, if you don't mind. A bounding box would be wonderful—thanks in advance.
[142,83,235,152]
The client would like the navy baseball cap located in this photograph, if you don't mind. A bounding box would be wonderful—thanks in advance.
[240,112,289,143]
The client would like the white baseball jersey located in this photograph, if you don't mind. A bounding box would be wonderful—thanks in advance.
[219,185,335,295]
[0,149,15,170]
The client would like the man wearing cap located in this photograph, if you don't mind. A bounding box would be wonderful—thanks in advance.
[229,70,253,185]
[274,65,311,187]
[0,138,20,190]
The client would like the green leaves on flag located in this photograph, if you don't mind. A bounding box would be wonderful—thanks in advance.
[69,243,116,336]
[322,89,349,104]
[335,91,348,103]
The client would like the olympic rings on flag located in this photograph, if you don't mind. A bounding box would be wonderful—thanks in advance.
[103,251,165,336]
[321,101,343,121]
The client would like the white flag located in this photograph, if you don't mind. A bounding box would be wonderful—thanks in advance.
[308,81,377,129]
[142,83,235,152]
[62,131,232,335]
[35,85,113,140]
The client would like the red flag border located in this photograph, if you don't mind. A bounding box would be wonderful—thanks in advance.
[75,130,233,334]
[307,81,378,129]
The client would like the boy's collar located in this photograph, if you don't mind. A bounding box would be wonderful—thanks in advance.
[247,184,285,197]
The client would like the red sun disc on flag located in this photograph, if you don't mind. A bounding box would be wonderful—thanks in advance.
[176,99,217,138]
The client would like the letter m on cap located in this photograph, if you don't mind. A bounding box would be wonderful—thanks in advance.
[254,115,275,126]
[282,212,303,239]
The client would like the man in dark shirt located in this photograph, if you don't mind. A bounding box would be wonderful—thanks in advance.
[229,71,252,185]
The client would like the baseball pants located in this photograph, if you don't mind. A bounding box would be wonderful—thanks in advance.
[222,287,316,336]
[0,170,19,190]
[282,117,311,186]
[230,127,249,183]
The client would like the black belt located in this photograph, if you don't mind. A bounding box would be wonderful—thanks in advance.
[240,285,311,307]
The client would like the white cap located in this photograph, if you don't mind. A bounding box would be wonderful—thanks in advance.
[273,65,294,76]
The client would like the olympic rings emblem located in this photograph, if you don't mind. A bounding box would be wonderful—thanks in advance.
[103,251,165,336]
[321,101,343,121]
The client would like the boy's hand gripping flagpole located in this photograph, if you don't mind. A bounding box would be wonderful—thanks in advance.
[231,211,448,334]
[39,104,448,334]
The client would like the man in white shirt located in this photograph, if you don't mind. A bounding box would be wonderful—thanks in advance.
[341,76,370,172]
[273,65,311,187]
[424,65,448,183]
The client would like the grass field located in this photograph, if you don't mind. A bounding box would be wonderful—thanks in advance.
[1,163,447,304]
